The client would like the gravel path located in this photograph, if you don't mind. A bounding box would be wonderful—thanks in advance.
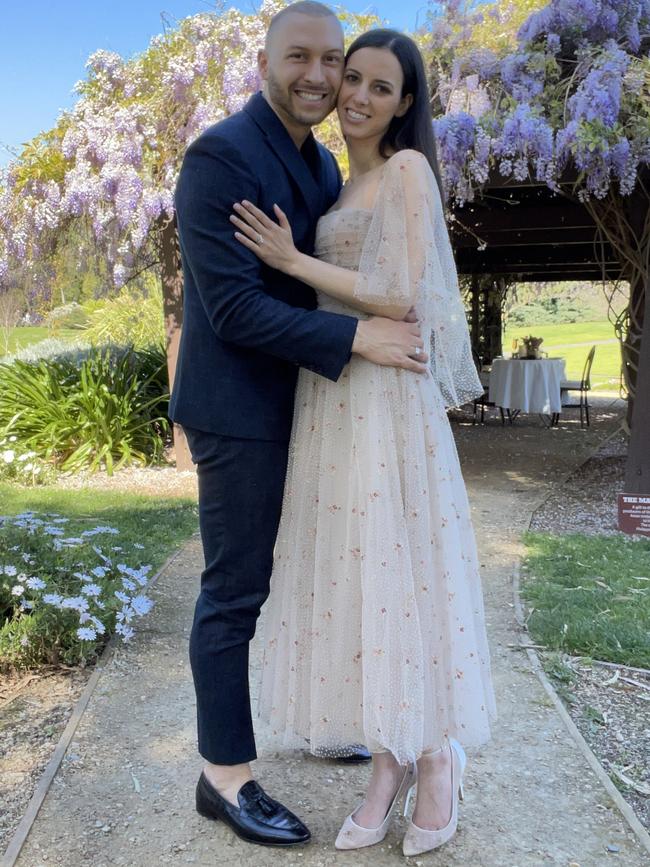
[8,396,649,867]
[530,429,631,538]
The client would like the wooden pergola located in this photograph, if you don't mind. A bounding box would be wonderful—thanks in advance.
[448,169,649,510]
[450,171,622,363]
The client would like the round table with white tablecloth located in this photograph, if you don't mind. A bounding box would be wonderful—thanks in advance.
[488,358,567,415]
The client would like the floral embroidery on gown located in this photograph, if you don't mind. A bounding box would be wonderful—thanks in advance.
[258,150,497,764]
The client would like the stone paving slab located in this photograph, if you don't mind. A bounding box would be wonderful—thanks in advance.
[13,400,648,867]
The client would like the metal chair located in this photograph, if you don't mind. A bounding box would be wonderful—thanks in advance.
[559,345,596,428]
[471,349,504,425]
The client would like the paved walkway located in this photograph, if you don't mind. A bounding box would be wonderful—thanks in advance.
[14,399,649,867]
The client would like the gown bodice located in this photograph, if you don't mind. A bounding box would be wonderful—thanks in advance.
[314,209,374,318]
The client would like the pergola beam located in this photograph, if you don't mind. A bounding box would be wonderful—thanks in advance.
[455,230,609,247]
[458,208,594,232]
[490,270,619,282]
[452,171,623,283]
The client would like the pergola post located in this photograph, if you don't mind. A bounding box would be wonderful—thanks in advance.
[470,274,480,356]
[619,269,649,534]
[486,277,504,362]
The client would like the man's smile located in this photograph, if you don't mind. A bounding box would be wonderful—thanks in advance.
[294,89,329,103]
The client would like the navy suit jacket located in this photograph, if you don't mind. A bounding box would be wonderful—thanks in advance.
[169,92,358,441]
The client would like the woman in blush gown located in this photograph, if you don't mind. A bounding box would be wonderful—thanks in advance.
[230,28,496,858]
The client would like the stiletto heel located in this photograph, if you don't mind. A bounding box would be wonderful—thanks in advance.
[402,739,466,857]
[335,762,416,850]
[451,737,466,802]
[403,769,417,816]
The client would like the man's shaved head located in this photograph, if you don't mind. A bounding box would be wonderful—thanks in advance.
[258,0,344,146]
[265,1,340,50]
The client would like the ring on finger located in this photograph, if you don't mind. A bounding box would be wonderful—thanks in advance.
[414,346,421,356]
[257,234,264,245]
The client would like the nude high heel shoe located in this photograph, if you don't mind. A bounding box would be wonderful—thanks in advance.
[334,762,416,851]
[402,738,466,857]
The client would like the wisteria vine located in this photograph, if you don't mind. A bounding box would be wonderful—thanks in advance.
[0,0,648,307]
[431,0,650,206]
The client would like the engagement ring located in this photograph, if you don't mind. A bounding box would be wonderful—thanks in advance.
[414,346,421,356]
[257,234,264,245]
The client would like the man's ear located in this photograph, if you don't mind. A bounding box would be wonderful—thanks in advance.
[258,48,268,81]
[395,93,413,118]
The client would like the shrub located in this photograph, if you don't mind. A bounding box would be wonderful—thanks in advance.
[45,302,90,331]
[0,345,170,475]
[7,337,91,364]
[83,282,165,349]
[0,511,154,670]
[505,296,602,327]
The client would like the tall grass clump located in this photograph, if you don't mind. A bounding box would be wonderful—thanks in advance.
[0,345,169,475]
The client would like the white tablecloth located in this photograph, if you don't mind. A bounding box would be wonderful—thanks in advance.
[488,358,567,414]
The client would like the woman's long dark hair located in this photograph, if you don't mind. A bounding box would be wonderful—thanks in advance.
[344,29,444,196]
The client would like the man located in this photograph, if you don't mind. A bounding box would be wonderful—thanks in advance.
[171,0,427,848]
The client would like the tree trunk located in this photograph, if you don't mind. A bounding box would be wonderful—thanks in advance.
[624,272,645,430]
[620,182,650,428]
[158,216,193,472]
[624,269,649,495]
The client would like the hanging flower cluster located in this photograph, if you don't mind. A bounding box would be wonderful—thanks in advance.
[428,0,650,205]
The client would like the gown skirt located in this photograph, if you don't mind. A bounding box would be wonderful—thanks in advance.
[257,167,497,765]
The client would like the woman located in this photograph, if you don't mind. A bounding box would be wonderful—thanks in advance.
[230,29,496,856]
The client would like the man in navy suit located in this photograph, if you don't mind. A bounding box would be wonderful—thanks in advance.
[171,1,427,847]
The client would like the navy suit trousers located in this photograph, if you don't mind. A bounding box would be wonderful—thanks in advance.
[184,427,289,764]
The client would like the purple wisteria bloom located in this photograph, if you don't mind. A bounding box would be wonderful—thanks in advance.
[568,41,630,127]
[493,103,555,183]
[501,53,546,101]
[519,0,650,53]
[433,112,477,202]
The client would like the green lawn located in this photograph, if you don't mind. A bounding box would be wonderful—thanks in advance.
[1,326,79,357]
[4,321,623,391]
[503,320,621,391]
[0,483,198,574]
[520,532,650,668]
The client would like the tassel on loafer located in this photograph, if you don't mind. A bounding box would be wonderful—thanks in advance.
[195,772,311,847]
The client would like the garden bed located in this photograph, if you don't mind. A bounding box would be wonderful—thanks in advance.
[54,463,197,498]
[543,654,650,832]
[0,487,197,853]
[525,429,650,830]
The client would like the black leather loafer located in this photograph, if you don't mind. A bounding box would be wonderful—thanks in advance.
[195,773,311,847]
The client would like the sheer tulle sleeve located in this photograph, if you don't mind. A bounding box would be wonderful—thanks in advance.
[354,150,426,306]
[355,150,484,409]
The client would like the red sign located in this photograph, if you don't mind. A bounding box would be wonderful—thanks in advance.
[618,493,650,536]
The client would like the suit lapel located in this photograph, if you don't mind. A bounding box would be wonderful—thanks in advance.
[243,92,324,223]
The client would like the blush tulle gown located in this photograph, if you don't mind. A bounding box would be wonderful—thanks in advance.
[258,150,497,764]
